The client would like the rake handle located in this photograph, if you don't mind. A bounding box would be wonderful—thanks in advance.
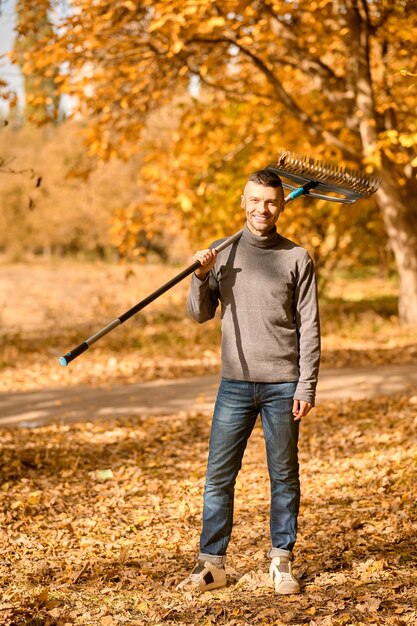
[59,229,244,366]
[58,181,316,367]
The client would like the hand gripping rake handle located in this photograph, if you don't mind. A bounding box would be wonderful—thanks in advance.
[59,150,380,366]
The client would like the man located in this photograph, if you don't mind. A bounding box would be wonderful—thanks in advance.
[177,168,320,594]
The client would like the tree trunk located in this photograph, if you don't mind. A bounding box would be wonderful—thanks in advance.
[376,176,417,325]
[347,1,417,325]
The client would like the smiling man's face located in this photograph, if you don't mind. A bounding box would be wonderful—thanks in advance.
[241,181,284,236]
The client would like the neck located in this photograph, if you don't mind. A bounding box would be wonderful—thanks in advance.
[245,221,277,237]
[242,224,280,248]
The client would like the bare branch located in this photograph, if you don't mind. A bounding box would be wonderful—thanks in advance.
[187,64,276,104]
[190,35,360,162]
[260,1,347,93]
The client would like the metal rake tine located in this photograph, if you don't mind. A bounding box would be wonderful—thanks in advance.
[274,149,381,199]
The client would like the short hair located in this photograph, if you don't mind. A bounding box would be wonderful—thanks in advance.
[248,168,282,188]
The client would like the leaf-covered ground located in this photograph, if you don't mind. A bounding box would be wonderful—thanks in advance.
[1,393,416,626]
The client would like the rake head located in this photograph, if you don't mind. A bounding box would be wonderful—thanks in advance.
[270,150,381,204]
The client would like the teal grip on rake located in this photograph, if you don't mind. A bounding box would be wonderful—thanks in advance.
[286,186,307,202]
[281,179,319,203]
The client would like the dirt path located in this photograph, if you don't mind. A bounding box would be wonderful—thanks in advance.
[1,363,416,427]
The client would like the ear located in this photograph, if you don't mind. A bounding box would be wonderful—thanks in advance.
[241,194,245,209]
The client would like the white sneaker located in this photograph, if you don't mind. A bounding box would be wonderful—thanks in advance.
[176,560,227,592]
[270,556,300,594]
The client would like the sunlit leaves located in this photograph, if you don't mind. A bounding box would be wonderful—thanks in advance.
[10,1,417,165]
[0,79,18,108]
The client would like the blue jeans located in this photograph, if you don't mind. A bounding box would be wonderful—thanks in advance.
[199,378,299,564]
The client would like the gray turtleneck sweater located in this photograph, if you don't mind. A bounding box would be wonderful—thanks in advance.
[187,225,321,404]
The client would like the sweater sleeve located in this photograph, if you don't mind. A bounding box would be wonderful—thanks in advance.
[293,254,321,405]
[187,270,220,323]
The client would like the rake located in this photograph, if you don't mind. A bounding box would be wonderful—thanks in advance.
[59,150,381,366]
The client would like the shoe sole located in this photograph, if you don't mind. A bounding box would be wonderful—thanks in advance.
[274,582,301,594]
[176,579,227,592]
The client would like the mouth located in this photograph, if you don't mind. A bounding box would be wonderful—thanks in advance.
[253,215,270,222]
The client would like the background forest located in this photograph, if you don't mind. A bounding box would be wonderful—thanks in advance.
[2,0,416,299]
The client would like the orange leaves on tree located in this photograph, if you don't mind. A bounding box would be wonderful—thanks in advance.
[9,0,417,320]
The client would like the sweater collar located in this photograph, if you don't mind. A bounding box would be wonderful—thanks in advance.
[241,223,281,248]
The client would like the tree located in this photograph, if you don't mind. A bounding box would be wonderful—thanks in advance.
[11,0,417,322]
[138,97,388,289]
[13,0,60,124]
